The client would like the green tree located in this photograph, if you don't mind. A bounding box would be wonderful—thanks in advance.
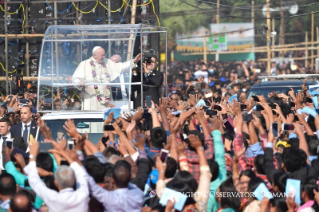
[160,0,208,38]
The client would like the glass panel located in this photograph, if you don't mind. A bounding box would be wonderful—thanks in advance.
[38,24,141,112]
[247,87,303,100]
[38,119,104,145]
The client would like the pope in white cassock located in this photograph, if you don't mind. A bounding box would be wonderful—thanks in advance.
[72,46,141,110]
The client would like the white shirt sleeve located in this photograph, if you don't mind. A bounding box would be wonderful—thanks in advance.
[24,161,59,202]
[70,162,89,196]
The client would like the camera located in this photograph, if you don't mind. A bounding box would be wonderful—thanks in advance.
[135,49,156,70]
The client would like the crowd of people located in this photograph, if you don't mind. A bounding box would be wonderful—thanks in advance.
[0,58,317,212]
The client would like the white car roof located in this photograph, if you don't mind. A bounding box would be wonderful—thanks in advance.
[41,112,104,120]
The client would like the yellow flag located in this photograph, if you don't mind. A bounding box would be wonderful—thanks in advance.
[29,134,36,145]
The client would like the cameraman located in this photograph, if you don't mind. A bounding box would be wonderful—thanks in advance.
[132,54,163,108]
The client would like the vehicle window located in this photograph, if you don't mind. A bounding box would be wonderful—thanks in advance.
[247,87,303,99]
[39,119,104,145]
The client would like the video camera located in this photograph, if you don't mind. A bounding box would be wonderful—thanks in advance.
[135,49,156,69]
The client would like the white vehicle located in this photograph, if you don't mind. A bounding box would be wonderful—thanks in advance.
[37,24,167,144]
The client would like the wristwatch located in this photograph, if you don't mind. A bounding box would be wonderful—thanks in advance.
[29,154,36,159]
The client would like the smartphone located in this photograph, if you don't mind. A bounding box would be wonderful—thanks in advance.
[19,99,28,104]
[245,114,253,123]
[282,123,294,131]
[213,105,222,111]
[102,137,108,147]
[44,98,52,104]
[159,149,169,163]
[271,122,279,137]
[256,104,264,111]
[67,140,74,150]
[206,109,218,116]
[39,142,53,152]
[7,107,15,113]
[240,104,247,111]
[146,95,152,108]
[6,139,13,149]
[252,96,259,102]
[222,113,228,120]
[60,160,70,166]
[104,125,115,131]
[205,93,213,98]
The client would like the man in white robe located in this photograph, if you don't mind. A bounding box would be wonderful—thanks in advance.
[72,46,141,110]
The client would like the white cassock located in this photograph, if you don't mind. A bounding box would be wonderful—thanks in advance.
[72,58,133,110]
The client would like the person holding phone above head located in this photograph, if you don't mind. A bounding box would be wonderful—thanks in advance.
[72,46,142,110]
[132,54,163,109]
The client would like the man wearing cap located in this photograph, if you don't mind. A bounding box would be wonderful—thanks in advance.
[72,46,142,110]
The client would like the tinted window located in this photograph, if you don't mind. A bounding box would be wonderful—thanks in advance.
[247,86,303,99]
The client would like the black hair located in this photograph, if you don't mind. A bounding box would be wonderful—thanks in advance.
[270,198,288,212]
[10,192,33,212]
[273,172,288,193]
[150,127,166,148]
[167,171,198,193]
[288,138,299,149]
[282,148,307,172]
[302,177,318,200]
[85,161,106,184]
[169,183,196,206]
[36,152,54,172]
[0,173,16,196]
[113,160,131,188]
[219,178,241,211]
[104,163,114,178]
[308,138,319,156]
[0,118,11,126]
[208,158,219,182]
[248,177,265,193]
[186,130,204,151]
[165,157,177,179]
[102,147,120,159]
[43,175,59,192]
[267,97,291,117]
[239,169,256,180]
[254,155,265,175]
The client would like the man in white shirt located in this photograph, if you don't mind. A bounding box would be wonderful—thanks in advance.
[72,46,141,110]
[86,160,144,212]
[194,62,209,83]
[24,142,89,212]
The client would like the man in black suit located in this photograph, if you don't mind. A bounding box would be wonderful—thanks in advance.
[132,54,163,108]
[10,105,37,145]
[0,118,28,172]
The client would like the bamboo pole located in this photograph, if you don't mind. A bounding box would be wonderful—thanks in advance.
[266,0,271,75]
[311,11,314,69]
[272,19,275,58]
[306,31,308,68]
[251,0,254,25]
[126,0,137,61]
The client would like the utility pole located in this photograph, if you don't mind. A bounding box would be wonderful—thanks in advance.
[215,0,220,62]
[267,0,271,75]
[280,0,285,57]
[311,11,314,69]
[251,0,254,25]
